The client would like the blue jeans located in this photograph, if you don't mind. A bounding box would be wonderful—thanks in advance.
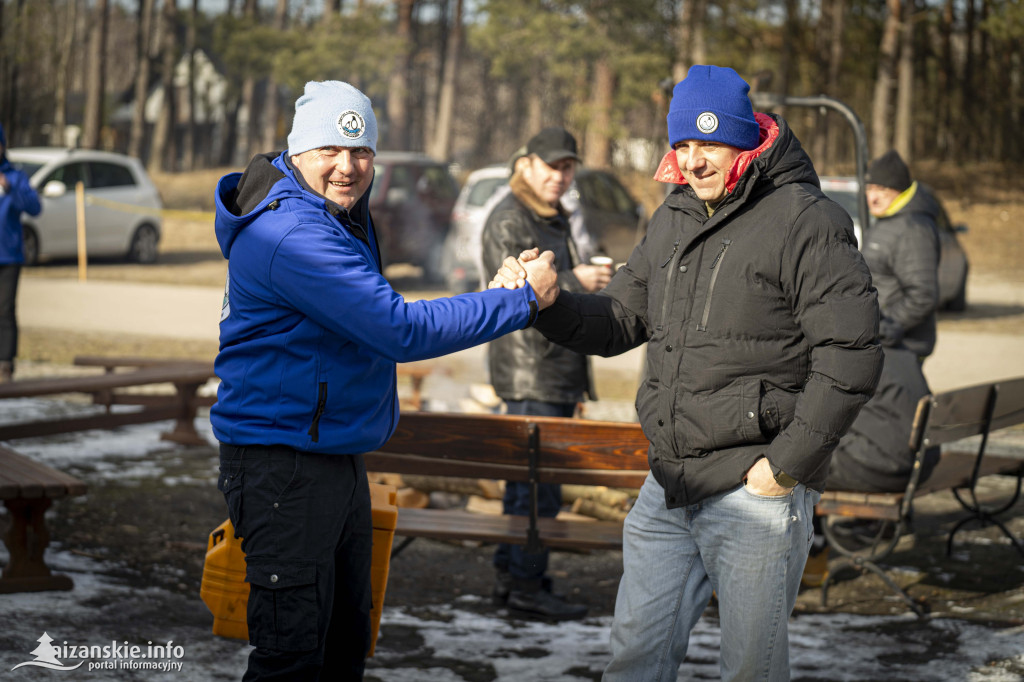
[493,399,575,584]
[604,474,819,682]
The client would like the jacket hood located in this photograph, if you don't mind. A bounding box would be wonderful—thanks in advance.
[654,113,820,209]
[214,151,374,258]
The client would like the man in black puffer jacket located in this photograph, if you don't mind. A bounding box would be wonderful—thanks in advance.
[490,66,881,681]
[828,150,942,493]
[480,127,611,621]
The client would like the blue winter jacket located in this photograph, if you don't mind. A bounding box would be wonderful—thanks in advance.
[211,151,538,454]
[0,155,41,265]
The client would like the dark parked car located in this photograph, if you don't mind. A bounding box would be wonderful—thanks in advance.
[368,152,459,282]
[819,176,969,311]
[442,164,647,293]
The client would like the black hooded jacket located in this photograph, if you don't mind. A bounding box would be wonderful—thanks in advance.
[534,114,882,508]
[861,182,941,357]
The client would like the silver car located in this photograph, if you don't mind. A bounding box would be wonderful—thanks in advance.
[7,148,163,265]
[443,164,646,293]
[820,176,969,312]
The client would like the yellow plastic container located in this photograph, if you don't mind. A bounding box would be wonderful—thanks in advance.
[200,482,398,656]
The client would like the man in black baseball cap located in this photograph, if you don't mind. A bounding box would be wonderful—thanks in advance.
[524,127,582,166]
[480,128,609,621]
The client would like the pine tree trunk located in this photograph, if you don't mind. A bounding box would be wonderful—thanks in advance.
[827,0,847,167]
[51,0,79,147]
[584,58,614,169]
[181,0,199,170]
[233,0,258,165]
[429,0,461,161]
[673,0,707,82]
[894,0,914,161]
[148,0,177,174]
[387,0,416,150]
[870,0,901,156]
[81,0,110,149]
[260,0,288,154]
[129,0,156,160]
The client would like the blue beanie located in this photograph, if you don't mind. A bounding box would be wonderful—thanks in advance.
[287,81,378,156]
[667,65,759,151]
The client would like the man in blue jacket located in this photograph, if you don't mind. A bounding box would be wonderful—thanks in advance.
[211,81,556,681]
[0,124,41,382]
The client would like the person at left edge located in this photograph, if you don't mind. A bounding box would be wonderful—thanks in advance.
[0,123,41,383]
[211,80,557,682]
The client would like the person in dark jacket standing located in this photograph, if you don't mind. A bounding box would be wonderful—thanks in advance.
[827,150,941,493]
[491,65,881,680]
[481,127,610,621]
[212,80,557,682]
[0,124,41,382]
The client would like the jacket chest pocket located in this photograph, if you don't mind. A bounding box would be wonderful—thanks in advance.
[696,239,731,332]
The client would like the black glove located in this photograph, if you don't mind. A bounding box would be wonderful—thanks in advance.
[879,316,905,348]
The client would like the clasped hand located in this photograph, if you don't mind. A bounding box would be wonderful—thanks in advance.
[487,248,559,309]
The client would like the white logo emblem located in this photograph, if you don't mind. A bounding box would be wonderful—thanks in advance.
[11,632,83,671]
[337,110,365,139]
[220,271,231,322]
[696,112,719,134]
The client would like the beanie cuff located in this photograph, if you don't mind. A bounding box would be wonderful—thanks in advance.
[667,109,760,150]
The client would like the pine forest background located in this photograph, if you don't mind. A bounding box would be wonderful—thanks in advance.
[1,0,1022,182]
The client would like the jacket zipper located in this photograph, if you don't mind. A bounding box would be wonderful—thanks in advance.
[308,382,327,443]
[697,239,731,331]
[657,239,681,331]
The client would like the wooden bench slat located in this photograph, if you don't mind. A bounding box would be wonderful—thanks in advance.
[364,451,649,489]
[0,364,215,399]
[0,446,86,499]
[395,509,624,552]
[816,451,1024,518]
[381,412,649,471]
[73,356,211,370]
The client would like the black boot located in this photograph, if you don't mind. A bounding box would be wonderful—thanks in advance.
[507,587,588,621]
[493,570,556,605]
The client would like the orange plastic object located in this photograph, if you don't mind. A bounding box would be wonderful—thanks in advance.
[200,482,399,656]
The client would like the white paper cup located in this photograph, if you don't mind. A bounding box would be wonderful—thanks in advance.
[590,256,613,267]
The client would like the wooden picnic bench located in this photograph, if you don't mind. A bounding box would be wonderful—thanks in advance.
[0,359,218,445]
[364,412,649,554]
[818,376,1024,616]
[0,445,88,593]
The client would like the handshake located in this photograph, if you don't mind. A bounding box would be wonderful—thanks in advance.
[487,248,615,309]
[487,248,560,309]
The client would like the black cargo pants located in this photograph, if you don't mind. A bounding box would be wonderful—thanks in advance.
[218,444,373,681]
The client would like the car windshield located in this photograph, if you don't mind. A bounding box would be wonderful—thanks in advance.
[822,187,859,218]
[466,177,508,207]
[9,160,43,179]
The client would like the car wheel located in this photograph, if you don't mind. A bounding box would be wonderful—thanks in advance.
[128,224,160,264]
[21,225,39,266]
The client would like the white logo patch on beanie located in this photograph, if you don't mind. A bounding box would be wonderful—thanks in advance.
[338,111,366,139]
[696,112,719,135]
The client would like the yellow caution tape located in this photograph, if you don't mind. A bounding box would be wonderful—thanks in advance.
[84,194,215,221]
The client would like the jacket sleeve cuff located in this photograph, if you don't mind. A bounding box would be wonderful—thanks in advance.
[523,283,539,328]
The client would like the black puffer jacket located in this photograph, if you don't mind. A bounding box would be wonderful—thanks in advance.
[827,346,939,492]
[534,114,882,508]
[861,183,940,357]
[481,176,593,403]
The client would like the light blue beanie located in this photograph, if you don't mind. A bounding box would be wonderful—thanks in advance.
[287,81,378,156]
